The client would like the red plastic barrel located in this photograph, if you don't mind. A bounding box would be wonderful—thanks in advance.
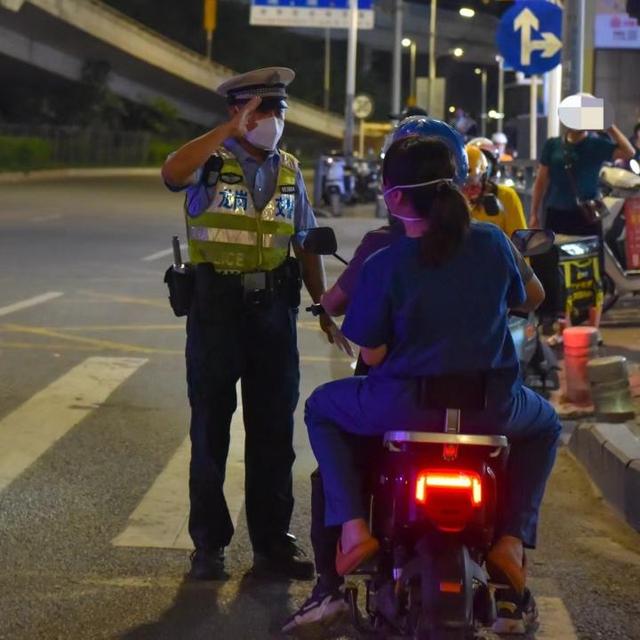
[563,327,599,405]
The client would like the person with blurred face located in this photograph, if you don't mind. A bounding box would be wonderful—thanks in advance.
[530,122,634,329]
[162,67,347,582]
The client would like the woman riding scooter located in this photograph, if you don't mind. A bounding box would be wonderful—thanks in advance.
[304,135,561,634]
[284,117,546,635]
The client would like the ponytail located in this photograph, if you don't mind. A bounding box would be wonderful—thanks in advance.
[416,181,470,268]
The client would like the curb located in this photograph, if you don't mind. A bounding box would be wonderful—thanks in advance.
[0,167,162,183]
[0,166,316,185]
[568,421,640,532]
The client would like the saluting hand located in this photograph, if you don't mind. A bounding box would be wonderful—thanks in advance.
[228,96,262,138]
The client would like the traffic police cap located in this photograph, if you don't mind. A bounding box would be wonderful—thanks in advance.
[217,67,295,111]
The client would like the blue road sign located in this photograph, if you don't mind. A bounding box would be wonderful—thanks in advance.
[496,1,562,75]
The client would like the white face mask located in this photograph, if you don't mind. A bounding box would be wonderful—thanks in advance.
[245,116,285,151]
[383,178,454,221]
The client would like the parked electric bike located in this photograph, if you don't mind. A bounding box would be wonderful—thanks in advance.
[599,162,640,310]
[322,154,349,217]
[303,226,554,639]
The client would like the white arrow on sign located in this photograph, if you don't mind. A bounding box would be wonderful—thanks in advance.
[514,7,563,67]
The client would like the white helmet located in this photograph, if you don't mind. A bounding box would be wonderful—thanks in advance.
[492,132,508,145]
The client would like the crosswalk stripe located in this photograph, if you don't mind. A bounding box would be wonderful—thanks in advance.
[0,357,147,494]
[536,596,578,639]
[113,384,245,550]
[0,292,63,317]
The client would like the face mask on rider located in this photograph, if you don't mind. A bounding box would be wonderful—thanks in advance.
[383,178,454,221]
[245,116,285,151]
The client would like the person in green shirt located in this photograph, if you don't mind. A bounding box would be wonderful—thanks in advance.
[530,125,634,228]
[529,125,634,329]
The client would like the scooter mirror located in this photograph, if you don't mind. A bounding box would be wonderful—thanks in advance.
[630,159,640,175]
[303,227,338,255]
[511,228,555,257]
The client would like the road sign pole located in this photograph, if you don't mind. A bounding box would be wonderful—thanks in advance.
[392,0,403,117]
[480,68,488,138]
[359,119,365,157]
[324,28,331,111]
[530,75,538,159]
[343,0,358,158]
[409,42,417,106]
[497,55,504,134]
[547,64,562,137]
[562,0,585,96]
[575,0,585,93]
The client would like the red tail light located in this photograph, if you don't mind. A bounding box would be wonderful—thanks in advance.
[415,470,483,532]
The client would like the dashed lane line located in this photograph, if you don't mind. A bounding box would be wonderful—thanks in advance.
[0,292,63,318]
[141,244,188,262]
[0,324,176,355]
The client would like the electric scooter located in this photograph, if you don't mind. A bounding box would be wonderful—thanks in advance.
[599,162,640,311]
[323,155,346,218]
[303,226,554,639]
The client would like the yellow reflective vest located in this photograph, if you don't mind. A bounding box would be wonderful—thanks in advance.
[186,147,298,272]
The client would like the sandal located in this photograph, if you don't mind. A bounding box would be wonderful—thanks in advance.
[335,536,380,576]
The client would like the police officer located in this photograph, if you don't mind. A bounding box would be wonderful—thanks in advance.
[162,67,345,581]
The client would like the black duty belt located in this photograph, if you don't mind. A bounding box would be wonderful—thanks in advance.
[194,259,301,308]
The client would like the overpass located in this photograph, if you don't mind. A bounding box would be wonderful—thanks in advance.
[0,0,345,139]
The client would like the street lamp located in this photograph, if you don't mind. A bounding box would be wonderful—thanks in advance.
[475,67,488,137]
[402,38,417,106]
[452,47,464,58]
[459,7,475,18]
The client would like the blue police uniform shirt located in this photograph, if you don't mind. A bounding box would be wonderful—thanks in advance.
[166,138,317,243]
[540,134,617,211]
[341,222,525,387]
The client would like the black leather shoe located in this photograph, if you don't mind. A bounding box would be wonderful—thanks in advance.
[188,548,226,581]
[252,533,315,581]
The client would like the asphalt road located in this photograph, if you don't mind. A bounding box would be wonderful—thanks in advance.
[0,176,639,640]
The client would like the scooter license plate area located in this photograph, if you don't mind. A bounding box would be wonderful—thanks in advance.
[375,446,501,541]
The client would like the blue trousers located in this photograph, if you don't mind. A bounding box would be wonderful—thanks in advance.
[305,374,561,548]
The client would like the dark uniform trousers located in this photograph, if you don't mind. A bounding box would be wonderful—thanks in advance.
[185,266,300,553]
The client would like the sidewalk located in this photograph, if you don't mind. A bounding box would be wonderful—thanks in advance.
[0,167,318,185]
[557,362,640,533]
[0,167,162,183]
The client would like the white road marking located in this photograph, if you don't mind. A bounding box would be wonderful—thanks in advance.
[535,596,578,639]
[141,244,188,262]
[30,214,63,223]
[0,357,147,493]
[113,383,245,550]
[0,292,63,318]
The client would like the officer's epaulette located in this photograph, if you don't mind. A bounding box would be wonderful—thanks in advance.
[279,150,299,173]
